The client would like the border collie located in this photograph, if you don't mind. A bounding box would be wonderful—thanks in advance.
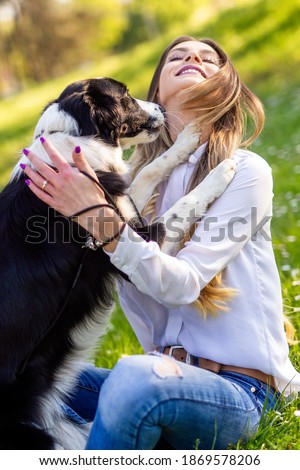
[0,77,235,450]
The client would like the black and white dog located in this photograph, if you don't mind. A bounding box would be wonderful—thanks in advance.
[0,77,235,450]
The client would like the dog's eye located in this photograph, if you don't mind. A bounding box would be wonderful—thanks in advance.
[121,124,128,134]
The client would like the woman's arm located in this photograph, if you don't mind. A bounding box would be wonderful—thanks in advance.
[105,152,273,307]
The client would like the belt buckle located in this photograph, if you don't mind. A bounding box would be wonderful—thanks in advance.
[168,345,191,365]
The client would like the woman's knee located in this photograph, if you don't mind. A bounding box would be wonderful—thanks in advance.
[94,354,184,438]
[99,353,183,408]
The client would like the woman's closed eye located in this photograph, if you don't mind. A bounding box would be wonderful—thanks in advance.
[167,54,183,62]
[202,55,220,66]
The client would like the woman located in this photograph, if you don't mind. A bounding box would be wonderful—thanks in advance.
[22,36,300,450]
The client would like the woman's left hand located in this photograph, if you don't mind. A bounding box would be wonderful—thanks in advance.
[22,138,107,218]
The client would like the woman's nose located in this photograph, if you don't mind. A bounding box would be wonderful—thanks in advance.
[184,51,202,64]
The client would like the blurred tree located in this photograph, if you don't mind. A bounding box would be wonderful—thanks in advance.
[6,0,71,83]
[118,0,199,49]
[0,0,128,94]
[70,0,127,53]
[0,0,84,90]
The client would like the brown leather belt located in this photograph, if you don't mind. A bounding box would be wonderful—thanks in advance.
[157,346,276,389]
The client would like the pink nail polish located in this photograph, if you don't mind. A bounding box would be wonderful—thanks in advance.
[20,163,26,170]
[23,149,29,156]
[25,179,31,186]
[40,136,45,144]
[75,146,81,153]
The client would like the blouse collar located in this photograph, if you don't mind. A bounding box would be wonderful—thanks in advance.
[188,142,208,164]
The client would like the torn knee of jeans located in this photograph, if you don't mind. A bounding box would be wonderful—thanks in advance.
[149,352,183,379]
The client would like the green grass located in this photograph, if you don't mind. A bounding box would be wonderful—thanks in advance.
[234,398,300,450]
[0,0,299,450]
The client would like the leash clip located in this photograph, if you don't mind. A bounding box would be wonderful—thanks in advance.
[83,235,103,250]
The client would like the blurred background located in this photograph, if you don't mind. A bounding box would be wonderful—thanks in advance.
[0,0,299,368]
[1,0,299,96]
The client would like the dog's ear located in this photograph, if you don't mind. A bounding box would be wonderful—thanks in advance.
[86,87,122,146]
[52,81,112,141]
[60,89,122,146]
[57,94,101,137]
[54,78,125,146]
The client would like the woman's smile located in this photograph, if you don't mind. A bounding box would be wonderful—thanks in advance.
[176,65,207,78]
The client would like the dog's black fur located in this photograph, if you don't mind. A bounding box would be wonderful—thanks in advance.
[0,78,165,449]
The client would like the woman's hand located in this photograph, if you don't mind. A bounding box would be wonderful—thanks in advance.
[23,138,106,217]
[21,138,125,252]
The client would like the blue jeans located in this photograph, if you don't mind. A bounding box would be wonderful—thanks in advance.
[65,354,280,450]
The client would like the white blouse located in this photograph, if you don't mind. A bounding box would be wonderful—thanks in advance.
[105,145,300,395]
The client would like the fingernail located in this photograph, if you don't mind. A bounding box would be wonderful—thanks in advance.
[20,163,26,170]
[75,146,81,154]
[25,179,31,186]
[23,148,29,156]
[40,136,45,144]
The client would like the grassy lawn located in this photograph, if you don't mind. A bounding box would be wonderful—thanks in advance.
[0,0,299,450]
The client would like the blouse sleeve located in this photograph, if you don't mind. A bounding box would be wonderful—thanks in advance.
[106,153,273,308]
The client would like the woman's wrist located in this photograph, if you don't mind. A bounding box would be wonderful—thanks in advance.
[75,206,125,252]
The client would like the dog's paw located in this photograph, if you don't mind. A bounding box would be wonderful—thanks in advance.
[203,159,236,200]
[211,158,236,182]
[172,122,200,162]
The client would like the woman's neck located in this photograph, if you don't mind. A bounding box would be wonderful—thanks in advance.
[166,110,210,144]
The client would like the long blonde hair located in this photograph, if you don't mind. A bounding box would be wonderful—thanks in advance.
[129,36,295,340]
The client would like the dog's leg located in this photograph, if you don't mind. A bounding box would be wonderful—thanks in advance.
[129,123,200,213]
[158,159,236,255]
[41,392,91,450]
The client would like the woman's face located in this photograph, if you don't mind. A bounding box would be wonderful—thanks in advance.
[157,41,221,110]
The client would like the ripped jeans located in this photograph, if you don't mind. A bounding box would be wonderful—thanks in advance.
[65,354,280,450]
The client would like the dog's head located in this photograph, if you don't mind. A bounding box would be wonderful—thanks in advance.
[34,77,165,149]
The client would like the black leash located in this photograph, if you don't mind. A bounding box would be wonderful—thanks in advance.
[127,194,145,227]
[79,170,145,228]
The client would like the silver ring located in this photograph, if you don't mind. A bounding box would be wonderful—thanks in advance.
[42,179,48,191]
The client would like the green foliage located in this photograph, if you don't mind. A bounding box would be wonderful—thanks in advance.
[118,0,200,49]
[0,0,83,87]
[186,0,300,93]
[94,301,142,370]
[1,0,299,95]
[70,0,128,53]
